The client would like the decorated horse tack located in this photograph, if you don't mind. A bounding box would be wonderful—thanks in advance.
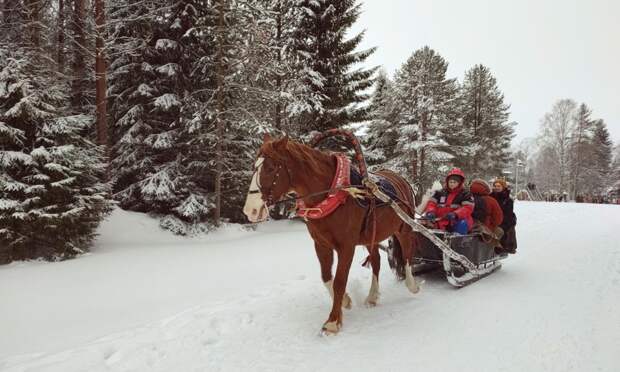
[295,153,352,220]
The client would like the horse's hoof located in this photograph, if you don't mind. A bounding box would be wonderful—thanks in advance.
[342,293,352,309]
[364,298,377,307]
[321,321,341,335]
[406,282,420,294]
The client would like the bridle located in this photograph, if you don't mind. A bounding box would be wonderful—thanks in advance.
[248,153,360,210]
[248,155,293,208]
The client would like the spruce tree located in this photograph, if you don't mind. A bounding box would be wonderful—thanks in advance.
[610,144,620,200]
[390,46,459,188]
[569,103,595,198]
[108,1,215,233]
[248,0,323,136]
[293,0,376,134]
[456,64,514,179]
[0,46,110,263]
[589,119,613,195]
[365,69,398,165]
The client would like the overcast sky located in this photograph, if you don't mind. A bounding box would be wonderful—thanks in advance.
[350,0,620,146]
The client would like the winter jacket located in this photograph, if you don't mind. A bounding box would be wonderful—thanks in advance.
[492,189,517,253]
[425,169,474,231]
[491,189,516,230]
[470,180,503,230]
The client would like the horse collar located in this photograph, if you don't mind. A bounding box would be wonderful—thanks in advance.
[296,154,351,220]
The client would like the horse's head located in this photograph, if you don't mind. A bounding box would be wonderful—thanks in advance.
[243,134,294,222]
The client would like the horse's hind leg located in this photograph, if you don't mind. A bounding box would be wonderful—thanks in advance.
[364,244,380,307]
[395,232,420,294]
[314,242,352,310]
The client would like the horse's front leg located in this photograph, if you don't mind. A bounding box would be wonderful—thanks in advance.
[364,244,381,307]
[322,244,355,334]
[314,242,352,310]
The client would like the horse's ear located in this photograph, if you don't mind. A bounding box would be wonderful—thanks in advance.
[263,133,272,143]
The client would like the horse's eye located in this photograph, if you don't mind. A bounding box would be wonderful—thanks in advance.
[264,163,275,172]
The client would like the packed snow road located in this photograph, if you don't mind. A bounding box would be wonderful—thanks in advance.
[1,202,619,371]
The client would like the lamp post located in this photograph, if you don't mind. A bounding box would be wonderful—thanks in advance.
[515,159,524,193]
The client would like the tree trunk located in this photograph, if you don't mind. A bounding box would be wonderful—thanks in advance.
[274,0,282,131]
[411,150,418,182]
[1,0,20,44]
[71,0,86,111]
[94,0,107,153]
[214,0,226,225]
[57,0,65,71]
[25,0,40,48]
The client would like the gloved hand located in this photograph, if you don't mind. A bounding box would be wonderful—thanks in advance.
[446,212,457,221]
[424,212,436,220]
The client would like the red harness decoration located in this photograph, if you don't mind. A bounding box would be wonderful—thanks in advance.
[296,154,351,220]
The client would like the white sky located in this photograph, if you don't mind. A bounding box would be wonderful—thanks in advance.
[350,0,620,146]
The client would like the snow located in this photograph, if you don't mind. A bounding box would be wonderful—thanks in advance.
[155,63,181,78]
[1,202,619,371]
[154,39,179,52]
[153,93,181,112]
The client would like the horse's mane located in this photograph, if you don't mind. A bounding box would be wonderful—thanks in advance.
[261,137,334,178]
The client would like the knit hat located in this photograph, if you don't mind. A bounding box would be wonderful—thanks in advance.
[470,179,491,195]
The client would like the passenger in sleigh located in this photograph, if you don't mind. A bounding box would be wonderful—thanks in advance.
[422,168,474,234]
[491,178,517,254]
[469,179,504,247]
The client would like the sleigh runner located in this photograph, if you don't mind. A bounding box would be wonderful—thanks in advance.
[385,229,505,287]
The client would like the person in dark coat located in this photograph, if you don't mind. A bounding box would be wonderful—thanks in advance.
[491,178,517,254]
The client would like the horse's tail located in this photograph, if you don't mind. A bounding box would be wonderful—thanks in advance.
[387,236,406,281]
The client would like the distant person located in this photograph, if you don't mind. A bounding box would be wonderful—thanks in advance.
[423,168,474,234]
[491,178,517,254]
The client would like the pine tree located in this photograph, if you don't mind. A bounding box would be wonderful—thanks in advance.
[610,144,620,200]
[188,0,270,225]
[245,0,323,136]
[390,46,459,188]
[588,119,613,195]
[293,0,376,134]
[0,44,110,263]
[456,64,514,179]
[108,1,217,233]
[568,103,598,198]
[365,69,398,165]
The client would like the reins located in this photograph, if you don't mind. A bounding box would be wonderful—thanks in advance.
[262,184,367,207]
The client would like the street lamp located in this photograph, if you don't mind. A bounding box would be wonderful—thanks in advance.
[515,159,525,193]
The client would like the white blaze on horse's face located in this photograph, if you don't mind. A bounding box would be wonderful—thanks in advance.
[243,157,269,223]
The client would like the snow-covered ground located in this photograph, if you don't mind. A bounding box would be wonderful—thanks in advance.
[1,202,619,372]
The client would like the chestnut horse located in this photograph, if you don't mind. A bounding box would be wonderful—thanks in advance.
[243,135,420,334]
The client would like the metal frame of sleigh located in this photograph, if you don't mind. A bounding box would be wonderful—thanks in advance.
[384,228,506,287]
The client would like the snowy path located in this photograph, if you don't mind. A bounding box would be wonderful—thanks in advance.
[1,202,619,371]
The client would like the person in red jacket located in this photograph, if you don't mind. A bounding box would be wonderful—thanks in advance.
[423,168,474,234]
[470,179,504,233]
